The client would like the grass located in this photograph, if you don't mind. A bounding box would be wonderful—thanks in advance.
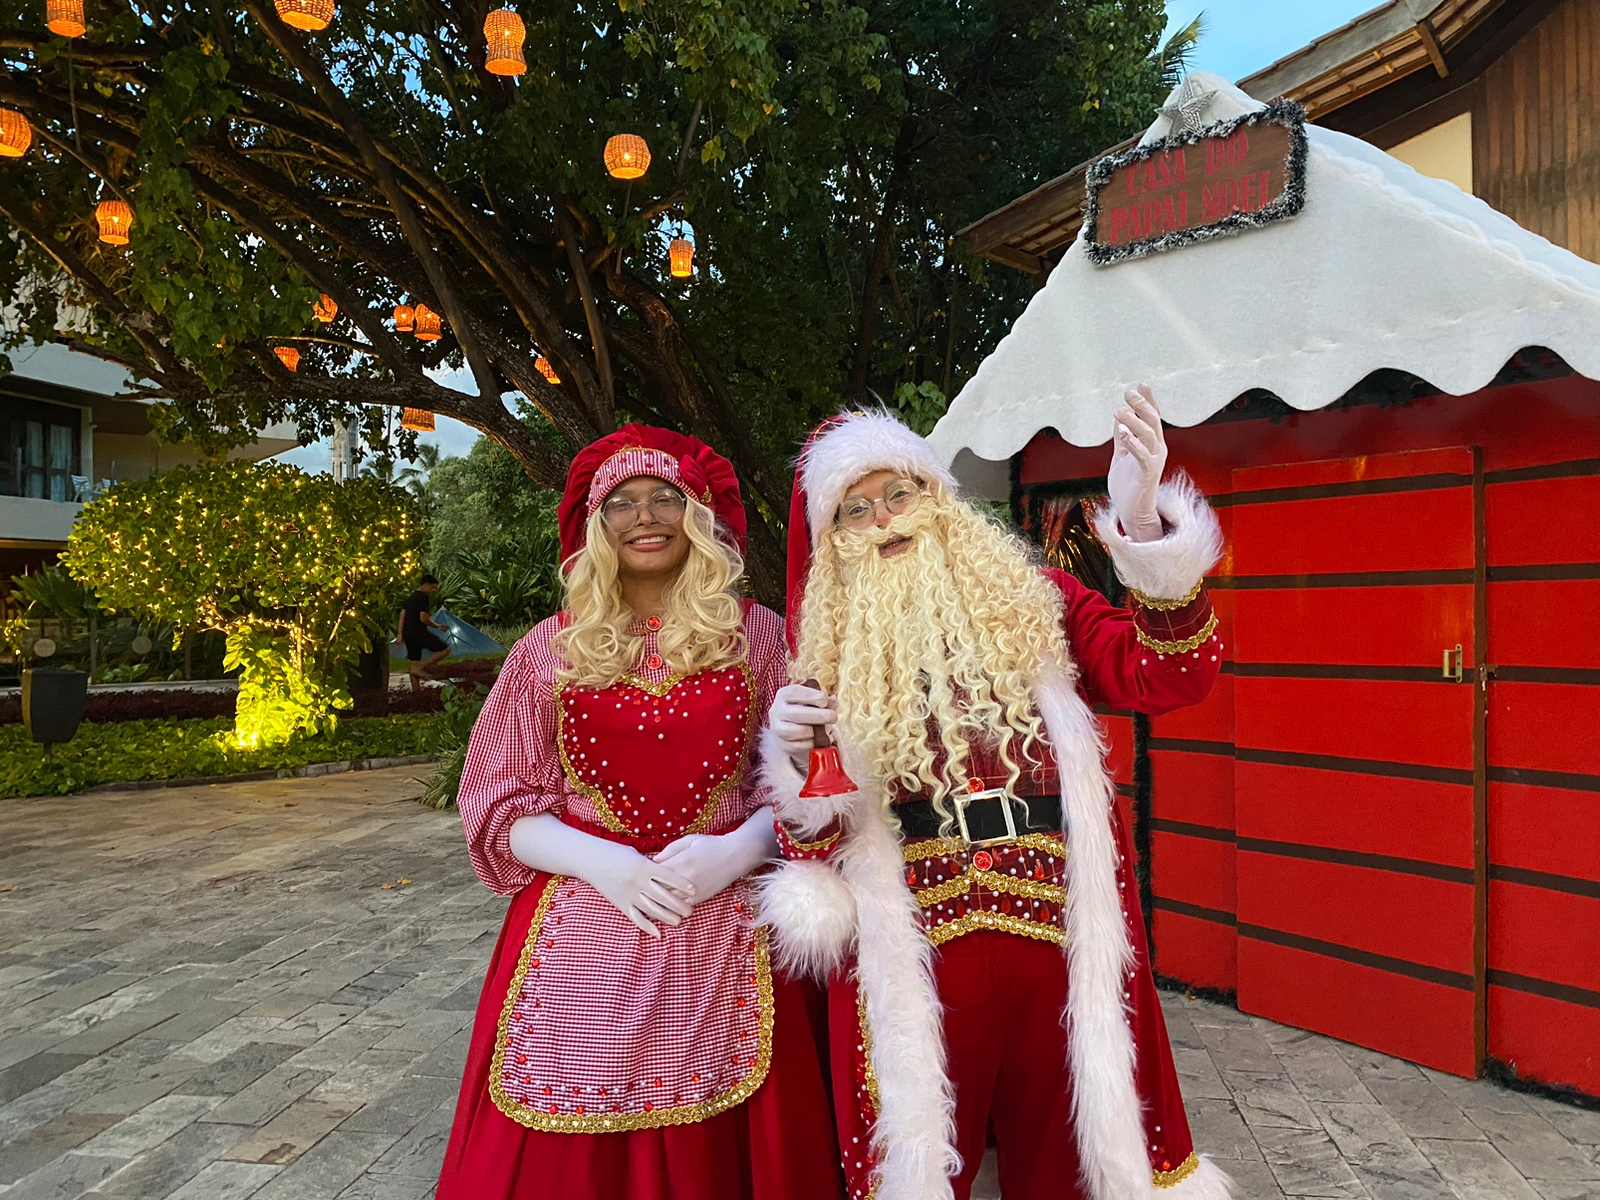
[0,713,445,799]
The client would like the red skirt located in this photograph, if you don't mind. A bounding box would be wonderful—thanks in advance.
[436,875,847,1200]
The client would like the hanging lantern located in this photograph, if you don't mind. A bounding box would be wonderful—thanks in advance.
[401,408,436,432]
[273,0,335,31]
[274,346,300,372]
[413,304,442,341]
[45,0,85,37]
[313,293,338,323]
[535,355,560,384]
[96,199,133,245]
[0,109,31,157]
[603,134,650,180]
[483,8,526,76]
[669,236,694,279]
[393,304,414,332]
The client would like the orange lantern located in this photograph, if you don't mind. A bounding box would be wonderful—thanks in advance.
[401,408,436,432]
[535,355,560,384]
[393,303,414,332]
[45,0,85,37]
[413,304,442,341]
[669,236,694,279]
[274,0,335,30]
[96,199,133,245]
[274,346,300,372]
[313,293,338,323]
[0,109,31,157]
[603,134,650,180]
[484,8,526,76]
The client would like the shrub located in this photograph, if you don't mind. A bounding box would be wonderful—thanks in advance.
[421,682,490,810]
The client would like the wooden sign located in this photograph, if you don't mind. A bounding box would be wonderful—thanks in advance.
[1083,102,1308,266]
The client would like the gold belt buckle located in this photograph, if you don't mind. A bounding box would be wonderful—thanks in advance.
[954,785,1019,850]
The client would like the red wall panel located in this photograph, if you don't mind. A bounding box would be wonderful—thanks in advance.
[1488,987,1600,1097]
[1485,475,1600,567]
[1232,588,1475,666]
[1230,489,1474,576]
[1234,677,1474,769]
[1489,782,1600,885]
[1488,883,1600,995]
[1488,582,1600,669]
[1150,672,1234,743]
[1150,749,1236,830]
[1488,682,1600,776]
[1152,830,1235,916]
[1152,910,1236,992]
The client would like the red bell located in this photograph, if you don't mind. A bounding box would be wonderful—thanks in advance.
[797,677,858,799]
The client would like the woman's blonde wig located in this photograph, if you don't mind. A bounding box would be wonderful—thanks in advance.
[554,495,746,687]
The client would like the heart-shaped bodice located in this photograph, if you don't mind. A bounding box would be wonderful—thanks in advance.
[556,664,755,841]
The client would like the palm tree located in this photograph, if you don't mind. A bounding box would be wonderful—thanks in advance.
[394,443,441,503]
[1153,12,1206,91]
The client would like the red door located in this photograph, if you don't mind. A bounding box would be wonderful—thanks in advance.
[1230,447,1486,1076]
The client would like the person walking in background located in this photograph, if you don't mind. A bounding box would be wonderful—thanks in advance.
[399,574,451,693]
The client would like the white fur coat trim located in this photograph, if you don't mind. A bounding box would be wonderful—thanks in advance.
[757,669,1199,1200]
[1164,1155,1236,1199]
[1093,474,1224,602]
[799,410,959,540]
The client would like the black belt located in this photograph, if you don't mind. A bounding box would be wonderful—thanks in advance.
[895,791,1062,847]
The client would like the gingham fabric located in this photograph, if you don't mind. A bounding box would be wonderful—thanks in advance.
[457,602,789,1127]
[585,447,695,516]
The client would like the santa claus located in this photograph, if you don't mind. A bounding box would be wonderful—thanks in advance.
[757,390,1232,1200]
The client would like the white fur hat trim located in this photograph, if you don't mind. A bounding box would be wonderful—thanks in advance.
[800,411,959,540]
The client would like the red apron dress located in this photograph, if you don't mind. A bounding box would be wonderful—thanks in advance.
[439,604,844,1200]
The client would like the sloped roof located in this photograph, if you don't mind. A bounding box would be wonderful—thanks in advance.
[928,74,1600,495]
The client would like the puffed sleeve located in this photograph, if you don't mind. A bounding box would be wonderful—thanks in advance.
[1061,473,1226,714]
[457,619,567,895]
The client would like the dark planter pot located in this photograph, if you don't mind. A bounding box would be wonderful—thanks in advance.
[22,668,88,747]
[349,639,390,693]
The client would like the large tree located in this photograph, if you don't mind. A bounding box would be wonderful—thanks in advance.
[0,0,1173,602]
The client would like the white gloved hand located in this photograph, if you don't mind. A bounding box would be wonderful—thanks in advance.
[508,813,694,938]
[654,806,780,906]
[769,682,837,769]
[1106,385,1168,544]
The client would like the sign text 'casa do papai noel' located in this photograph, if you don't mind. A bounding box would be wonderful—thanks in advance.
[1083,101,1309,266]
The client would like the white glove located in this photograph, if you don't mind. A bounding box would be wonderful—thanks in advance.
[507,813,693,938]
[1106,385,1168,544]
[654,806,780,906]
[769,682,837,769]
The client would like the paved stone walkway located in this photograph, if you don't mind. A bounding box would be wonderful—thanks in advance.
[0,768,1596,1200]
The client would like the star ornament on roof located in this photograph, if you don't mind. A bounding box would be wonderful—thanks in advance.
[1159,75,1218,135]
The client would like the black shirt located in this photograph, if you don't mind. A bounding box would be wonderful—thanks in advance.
[401,590,432,640]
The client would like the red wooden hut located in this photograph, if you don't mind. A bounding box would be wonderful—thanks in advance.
[932,48,1600,1100]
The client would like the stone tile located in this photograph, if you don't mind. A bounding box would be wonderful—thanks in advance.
[336,1073,458,1138]
[248,1131,400,1200]
[1216,1157,1289,1199]
[1183,1096,1263,1162]
[1311,1102,1450,1200]
[1225,1075,1322,1130]
[1530,1184,1600,1200]
[1197,1022,1285,1080]
[0,1055,91,1107]
[74,1094,221,1158]
[334,1173,437,1200]
[1277,1040,1377,1105]
[371,1012,471,1056]
[1416,1138,1544,1200]
[161,1159,281,1200]
[82,1118,254,1198]
[1463,1107,1600,1182]
[0,1112,123,1186]
[136,1001,252,1046]
[222,1097,361,1166]
[364,1103,451,1180]
[1174,1046,1232,1100]
[1356,1073,1484,1143]
[173,1042,300,1099]
[3,1153,127,1200]
[1418,1066,1533,1115]
[1522,1095,1600,1149]
[1253,1124,1371,1197]
[171,1018,292,1066]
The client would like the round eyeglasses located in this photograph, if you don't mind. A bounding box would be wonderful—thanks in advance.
[601,486,687,534]
[836,477,922,532]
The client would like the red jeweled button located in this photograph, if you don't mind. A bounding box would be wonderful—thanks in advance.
[972,850,994,871]
[967,777,985,793]
[646,653,663,670]
[646,615,662,631]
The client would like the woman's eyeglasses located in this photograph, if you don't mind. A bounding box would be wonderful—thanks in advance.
[836,477,922,532]
[602,487,688,534]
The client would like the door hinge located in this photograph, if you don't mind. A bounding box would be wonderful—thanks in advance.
[1443,644,1465,682]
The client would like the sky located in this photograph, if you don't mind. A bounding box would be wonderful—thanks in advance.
[276,0,1381,476]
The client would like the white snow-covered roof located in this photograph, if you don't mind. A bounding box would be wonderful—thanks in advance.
[929,73,1600,497]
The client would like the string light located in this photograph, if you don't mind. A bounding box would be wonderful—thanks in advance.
[313,294,338,322]
[96,199,133,245]
[669,235,694,278]
[0,108,31,157]
[45,0,85,37]
[393,303,414,332]
[604,134,650,179]
[274,346,300,372]
[535,355,560,384]
[274,0,335,31]
[484,8,526,76]
[413,304,442,341]
[401,408,436,431]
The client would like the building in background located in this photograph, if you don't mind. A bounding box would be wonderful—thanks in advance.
[2,342,297,582]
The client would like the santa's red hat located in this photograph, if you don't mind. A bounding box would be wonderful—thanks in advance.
[785,411,960,648]
[559,424,746,565]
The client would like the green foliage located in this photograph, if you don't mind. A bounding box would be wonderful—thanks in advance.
[0,713,443,799]
[421,683,490,810]
[440,543,563,629]
[60,462,422,746]
[9,564,99,622]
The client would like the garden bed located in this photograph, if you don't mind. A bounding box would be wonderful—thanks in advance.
[0,713,445,799]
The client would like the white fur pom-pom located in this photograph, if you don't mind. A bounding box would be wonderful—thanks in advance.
[754,859,858,980]
[1093,472,1223,602]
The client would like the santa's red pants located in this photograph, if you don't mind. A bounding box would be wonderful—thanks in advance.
[830,929,1088,1200]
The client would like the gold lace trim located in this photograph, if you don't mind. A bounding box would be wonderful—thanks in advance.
[1153,1151,1200,1188]
[913,869,1065,908]
[555,661,756,835]
[856,986,882,1200]
[1135,611,1219,656]
[782,821,842,853]
[902,831,1067,864]
[925,908,1066,947]
[1128,578,1204,611]
[490,876,776,1132]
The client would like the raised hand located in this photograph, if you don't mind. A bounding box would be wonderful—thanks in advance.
[1106,384,1168,544]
